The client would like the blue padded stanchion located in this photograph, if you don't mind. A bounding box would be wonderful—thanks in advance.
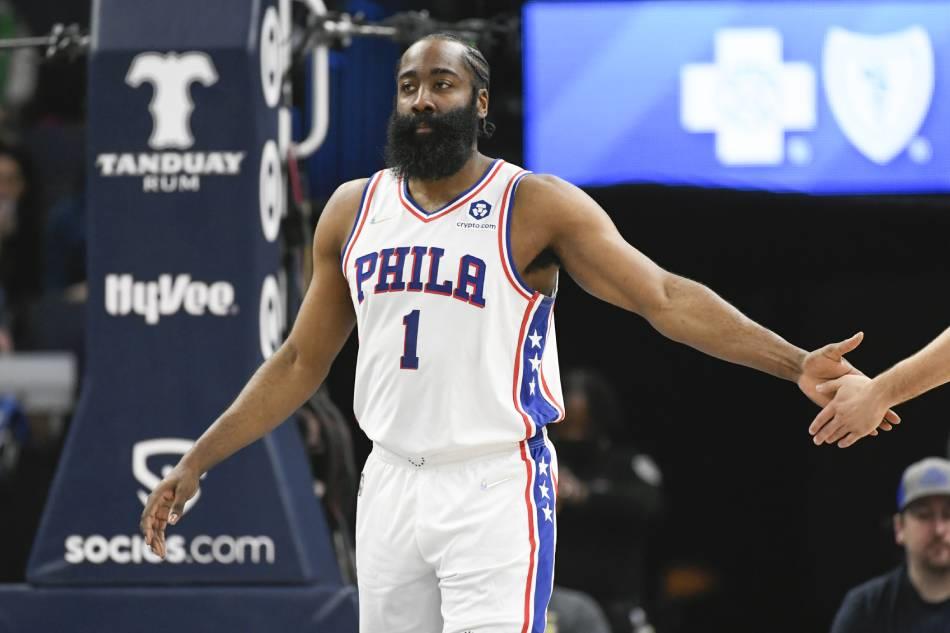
[0,0,357,629]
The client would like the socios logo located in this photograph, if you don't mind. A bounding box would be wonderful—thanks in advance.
[468,200,492,220]
[132,438,206,515]
[64,534,275,565]
[60,440,276,566]
[823,26,934,165]
[680,28,817,166]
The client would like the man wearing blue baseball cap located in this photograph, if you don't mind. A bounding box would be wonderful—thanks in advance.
[831,457,950,633]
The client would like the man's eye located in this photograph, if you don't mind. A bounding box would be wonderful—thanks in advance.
[400,84,415,93]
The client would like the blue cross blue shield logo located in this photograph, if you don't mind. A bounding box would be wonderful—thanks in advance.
[468,200,492,220]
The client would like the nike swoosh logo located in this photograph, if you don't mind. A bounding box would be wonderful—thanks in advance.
[370,214,394,224]
[481,476,514,490]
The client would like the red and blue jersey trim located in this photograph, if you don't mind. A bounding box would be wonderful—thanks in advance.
[497,170,534,301]
[341,171,383,279]
[511,293,563,440]
[398,159,505,223]
[519,432,557,633]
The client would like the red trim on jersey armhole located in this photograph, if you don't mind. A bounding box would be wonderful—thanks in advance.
[519,441,538,633]
[512,294,540,439]
[341,173,382,277]
[539,308,565,422]
[497,170,533,301]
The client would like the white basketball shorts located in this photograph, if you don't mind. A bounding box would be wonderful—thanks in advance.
[355,429,558,633]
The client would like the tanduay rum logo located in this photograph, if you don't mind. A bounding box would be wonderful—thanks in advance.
[95,52,246,193]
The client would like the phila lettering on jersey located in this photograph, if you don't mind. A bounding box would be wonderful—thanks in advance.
[341,160,565,457]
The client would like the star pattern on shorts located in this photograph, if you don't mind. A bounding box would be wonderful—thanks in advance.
[529,378,536,395]
[528,354,541,373]
[539,482,550,500]
[538,459,549,476]
[542,504,553,522]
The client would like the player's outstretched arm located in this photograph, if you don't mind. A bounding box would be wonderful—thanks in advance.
[140,179,364,557]
[810,326,950,447]
[515,174,898,422]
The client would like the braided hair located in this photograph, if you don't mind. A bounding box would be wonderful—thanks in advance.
[419,33,496,139]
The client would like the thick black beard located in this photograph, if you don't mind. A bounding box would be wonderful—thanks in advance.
[385,96,479,182]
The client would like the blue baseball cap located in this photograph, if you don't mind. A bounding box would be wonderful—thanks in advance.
[897,457,950,511]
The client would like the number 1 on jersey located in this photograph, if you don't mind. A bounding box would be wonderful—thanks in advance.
[401,309,420,370]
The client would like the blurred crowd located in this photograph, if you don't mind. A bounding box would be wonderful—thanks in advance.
[0,0,88,585]
[0,0,86,356]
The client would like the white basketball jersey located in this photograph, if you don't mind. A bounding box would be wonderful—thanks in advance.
[341,159,565,457]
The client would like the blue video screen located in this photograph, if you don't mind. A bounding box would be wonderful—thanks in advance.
[523,1,950,194]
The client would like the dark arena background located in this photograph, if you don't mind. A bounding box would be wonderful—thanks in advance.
[0,0,948,632]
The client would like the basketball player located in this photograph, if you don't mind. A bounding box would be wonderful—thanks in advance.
[811,327,950,448]
[140,34,898,632]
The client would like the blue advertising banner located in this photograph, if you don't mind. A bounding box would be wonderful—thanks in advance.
[524,1,950,194]
[21,0,343,586]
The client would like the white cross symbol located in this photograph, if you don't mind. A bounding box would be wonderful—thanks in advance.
[680,28,816,165]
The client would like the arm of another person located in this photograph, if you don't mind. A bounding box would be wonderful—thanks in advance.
[139,179,364,558]
[810,326,950,447]
[514,174,899,419]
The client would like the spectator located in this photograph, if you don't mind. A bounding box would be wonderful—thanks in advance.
[42,168,85,297]
[551,368,664,632]
[0,142,42,349]
[297,385,359,583]
[831,457,950,633]
[548,585,612,633]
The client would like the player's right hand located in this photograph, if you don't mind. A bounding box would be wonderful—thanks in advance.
[139,464,200,558]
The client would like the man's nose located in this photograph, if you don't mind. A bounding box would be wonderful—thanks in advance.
[411,87,435,114]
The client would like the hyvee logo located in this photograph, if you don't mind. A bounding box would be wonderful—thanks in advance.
[105,274,237,325]
[133,438,205,514]
[96,52,246,193]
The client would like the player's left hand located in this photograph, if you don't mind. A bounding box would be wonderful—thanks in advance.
[796,332,899,437]
[809,374,893,448]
